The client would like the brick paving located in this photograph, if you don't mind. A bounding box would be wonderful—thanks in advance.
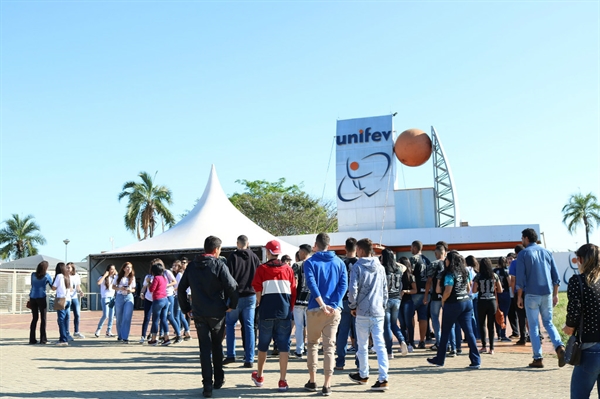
[0,310,593,399]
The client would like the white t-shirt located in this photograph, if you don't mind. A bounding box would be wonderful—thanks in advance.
[176,271,191,296]
[142,274,153,302]
[53,274,72,299]
[70,273,81,299]
[165,270,176,297]
[113,276,136,295]
[98,275,115,298]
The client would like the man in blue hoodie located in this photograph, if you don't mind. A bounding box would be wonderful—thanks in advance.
[303,232,348,396]
[347,238,389,391]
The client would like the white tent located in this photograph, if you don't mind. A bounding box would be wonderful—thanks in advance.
[0,254,87,272]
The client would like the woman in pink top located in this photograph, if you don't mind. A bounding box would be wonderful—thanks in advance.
[148,259,172,346]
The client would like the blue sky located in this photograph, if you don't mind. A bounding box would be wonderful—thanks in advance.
[1,1,599,262]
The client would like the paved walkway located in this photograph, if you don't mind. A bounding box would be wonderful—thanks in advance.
[0,311,591,399]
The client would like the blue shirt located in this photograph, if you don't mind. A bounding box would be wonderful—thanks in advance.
[29,273,53,298]
[508,259,517,276]
[515,243,560,295]
[303,251,348,311]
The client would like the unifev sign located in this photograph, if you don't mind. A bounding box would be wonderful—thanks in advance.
[336,115,396,232]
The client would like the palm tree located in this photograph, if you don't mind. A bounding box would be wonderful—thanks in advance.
[562,192,600,244]
[0,214,47,260]
[118,171,176,240]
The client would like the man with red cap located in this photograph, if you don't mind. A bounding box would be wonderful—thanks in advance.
[251,240,296,392]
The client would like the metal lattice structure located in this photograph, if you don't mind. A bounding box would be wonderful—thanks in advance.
[432,127,460,227]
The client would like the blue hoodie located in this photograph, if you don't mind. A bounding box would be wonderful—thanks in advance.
[303,251,348,311]
[348,257,388,317]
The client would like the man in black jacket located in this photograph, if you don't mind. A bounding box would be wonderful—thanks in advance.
[224,235,260,367]
[178,236,239,398]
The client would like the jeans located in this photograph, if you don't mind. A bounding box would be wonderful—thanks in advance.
[429,300,442,345]
[141,298,152,337]
[471,295,480,339]
[495,291,511,338]
[431,300,480,366]
[384,298,405,354]
[173,295,190,333]
[96,296,115,334]
[114,293,134,340]
[30,297,48,343]
[225,295,256,363]
[399,298,414,346]
[524,294,564,359]
[70,296,81,334]
[356,315,389,382]
[412,294,427,320]
[293,305,307,355]
[56,300,71,343]
[449,322,462,351]
[151,297,169,335]
[257,318,292,352]
[166,296,181,337]
[570,342,600,399]
[336,300,356,367]
[194,316,226,391]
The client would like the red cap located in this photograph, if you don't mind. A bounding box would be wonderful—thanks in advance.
[265,240,281,255]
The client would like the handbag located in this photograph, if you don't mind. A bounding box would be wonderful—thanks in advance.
[494,280,506,329]
[26,300,31,309]
[54,297,66,311]
[565,274,584,366]
[108,296,116,309]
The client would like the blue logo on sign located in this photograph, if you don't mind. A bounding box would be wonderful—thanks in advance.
[337,152,391,202]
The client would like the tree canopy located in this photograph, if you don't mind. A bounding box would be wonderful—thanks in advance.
[229,178,338,236]
[0,214,47,260]
[118,171,175,240]
[562,192,600,245]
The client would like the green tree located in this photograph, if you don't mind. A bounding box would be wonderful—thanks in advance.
[229,178,338,236]
[562,192,600,244]
[118,171,175,240]
[0,214,47,260]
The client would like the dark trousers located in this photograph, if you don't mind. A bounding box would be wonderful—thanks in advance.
[30,297,48,343]
[515,297,528,340]
[194,315,226,391]
[433,300,480,366]
[508,296,519,336]
[477,299,497,350]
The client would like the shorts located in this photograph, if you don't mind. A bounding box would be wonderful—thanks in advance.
[257,318,292,353]
[412,293,428,321]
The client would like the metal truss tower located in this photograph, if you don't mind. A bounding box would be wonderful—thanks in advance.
[432,127,460,227]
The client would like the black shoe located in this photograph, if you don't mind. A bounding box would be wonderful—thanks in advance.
[222,357,235,365]
[243,361,253,368]
[304,380,317,392]
[515,339,526,346]
[526,336,531,343]
[174,336,182,344]
[418,341,426,349]
[322,386,331,396]
[371,380,389,391]
[556,345,566,368]
[271,349,280,356]
[427,358,443,367]
[202,389,212,398]
[214,379,225,389]
[348,372,368,384]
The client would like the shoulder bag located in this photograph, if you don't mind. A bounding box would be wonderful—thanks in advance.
[565,274,584,366]
[494,276,506,329]
[54,297,66,311]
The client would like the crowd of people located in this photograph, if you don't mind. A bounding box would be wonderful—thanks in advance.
[27,229,600,399]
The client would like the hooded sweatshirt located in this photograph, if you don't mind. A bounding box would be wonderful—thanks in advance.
[227,248,260,297]
[303,251,348,311]
[177,254,238,318]
[348,257,388,317]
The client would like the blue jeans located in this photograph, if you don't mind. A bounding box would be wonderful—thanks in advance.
[496,291,511,338]
[96,296,115,334]
[524,294,564,359]
[166,296,181,337]
[70,296,81,333]
[449,322,462,351]
[384,298,405,354]
[399,298,414,346]
[429,300,442,345]
[336,300,356,367]
[571,342,600,399]
[471,295,480,339]
[141,298,153,337]
[56,300,71,343]
[151,297,169,335]
[173,296,190,333]
[257,318,292,353]
[293,305,307,355]
[412,294,427,321]
[356,315,388,382]
[225,295,256,363]
[432,300,480,366]
[114,293,134,340]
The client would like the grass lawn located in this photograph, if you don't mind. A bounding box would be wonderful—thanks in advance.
[552,291,569,343]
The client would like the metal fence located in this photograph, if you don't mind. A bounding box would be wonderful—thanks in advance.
[0,269,91,314]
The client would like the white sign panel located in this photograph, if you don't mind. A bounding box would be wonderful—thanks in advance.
[336,115,396,232]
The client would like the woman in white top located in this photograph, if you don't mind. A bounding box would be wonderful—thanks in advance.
[172,260,191,340]
[68,262,85,339]
[52,262,73,346]
[163,262,181,342]
[113,262,136,344]
[95,264,117,337]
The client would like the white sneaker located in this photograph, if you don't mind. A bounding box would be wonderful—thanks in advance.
[407,344,414,353]
[400,341,408,356]
[74,332,85,339]
[139,336,145,344]
[56,341,68,346]
[94,330,100,338]
[388,353,394,360]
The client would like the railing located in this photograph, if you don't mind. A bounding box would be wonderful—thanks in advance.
[0,292,102,314]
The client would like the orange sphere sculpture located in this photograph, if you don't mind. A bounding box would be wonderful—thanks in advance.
[394,129,432,167]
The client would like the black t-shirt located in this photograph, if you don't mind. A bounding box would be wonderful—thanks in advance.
[427,260,445,301]
[473,273,499,300]
[387,265,403,300]
[292,261,310,306]
[342,257,358,301]
[411,254,431,293]
[401,271,415,301]
[493,267,510,292]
